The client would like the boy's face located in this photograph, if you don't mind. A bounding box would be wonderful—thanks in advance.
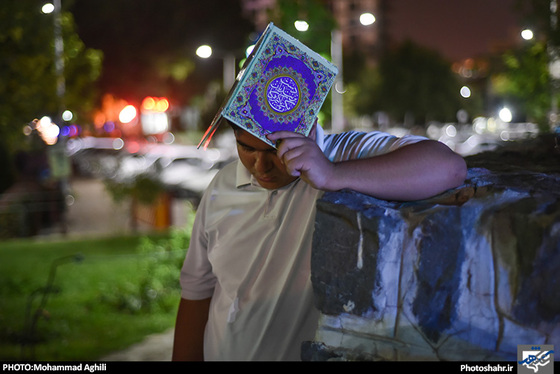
[234,129,298,190]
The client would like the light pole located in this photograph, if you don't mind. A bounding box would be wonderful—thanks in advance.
[331,29,344,133]
[42,1,65,122]
[330,12,376,133]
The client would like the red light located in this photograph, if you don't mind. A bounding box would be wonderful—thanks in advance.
[142,97,156,111]
[156,98,169,112]
[127,140,140,153]
[142,97,169,112]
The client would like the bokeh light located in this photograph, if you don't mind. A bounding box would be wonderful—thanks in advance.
[521,29,534,40]
[499,107,513,122]
[360,12,376,26]
[36,116,60,145]
[196,45,212,59]
[294,20,309,32]
[62,110,73,121]
[119,105,137,124]
[41,3,54,14]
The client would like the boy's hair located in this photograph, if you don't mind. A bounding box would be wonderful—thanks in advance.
[226,119,241,135]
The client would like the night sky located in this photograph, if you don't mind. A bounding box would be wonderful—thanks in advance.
[388,0,521,61]
[70,1,253,103]
[70,0,522,103]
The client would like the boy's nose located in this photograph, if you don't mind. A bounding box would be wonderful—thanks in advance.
[254,151,274,173]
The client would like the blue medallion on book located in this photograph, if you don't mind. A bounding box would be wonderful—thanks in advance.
[266,74,300,114]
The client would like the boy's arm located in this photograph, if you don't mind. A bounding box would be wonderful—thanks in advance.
[268,131,467,201]
[172,297,211,361]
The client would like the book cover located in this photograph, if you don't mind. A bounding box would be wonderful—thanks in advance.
[198,22,338,149]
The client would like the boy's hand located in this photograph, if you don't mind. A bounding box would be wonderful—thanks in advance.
[267,131,336,191]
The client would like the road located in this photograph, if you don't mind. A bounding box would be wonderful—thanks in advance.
[62,176,192,238]
[65,177,132,236]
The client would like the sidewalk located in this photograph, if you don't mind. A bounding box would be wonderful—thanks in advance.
[65,177,132,236]
[100,328,174,361]
[65,176,191,237]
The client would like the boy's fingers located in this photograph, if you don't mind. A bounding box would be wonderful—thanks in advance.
[267,131,305,141]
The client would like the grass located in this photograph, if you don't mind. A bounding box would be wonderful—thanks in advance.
[0,228,191,361]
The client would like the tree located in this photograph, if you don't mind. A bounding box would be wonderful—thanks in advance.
[348,41,470,126]
[515,0,560,46]
[492,41,552,130]
[268,0,337,57]
[503,0,560,132]
[0,1,102,192]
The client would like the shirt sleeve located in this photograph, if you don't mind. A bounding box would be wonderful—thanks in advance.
[179,190,217,300]
[320,130,427,162]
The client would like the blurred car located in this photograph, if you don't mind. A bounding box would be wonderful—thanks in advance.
[109,152,162,183]
[67,138,235,204]
[158,156,219,198]
[157,147,233,202]
[67,137,124,178]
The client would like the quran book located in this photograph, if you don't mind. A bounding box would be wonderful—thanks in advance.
[198,23,338,149]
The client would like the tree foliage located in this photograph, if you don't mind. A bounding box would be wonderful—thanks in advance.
[348,41,469,126]
[493,41,552,130]
[499,0,560,132]
[0,2,102,144]
[268,0,337,57]
[515,0,560,46]
[0,1,102,191]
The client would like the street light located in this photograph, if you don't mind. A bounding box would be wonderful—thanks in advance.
[196,45,213,59]
[196,44,235,90]
[359,12,376,26]
[294,20,309,32]
[41,3,55,14]
[521,28,534,40]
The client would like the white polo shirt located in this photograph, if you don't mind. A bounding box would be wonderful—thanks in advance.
[180,128,425,361]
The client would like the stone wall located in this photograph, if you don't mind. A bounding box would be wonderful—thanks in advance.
[302,135,560,361]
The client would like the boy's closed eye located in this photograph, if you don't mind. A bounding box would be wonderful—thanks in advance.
[237,141,277,155]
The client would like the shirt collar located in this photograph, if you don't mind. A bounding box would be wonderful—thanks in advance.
[236,159,253,188]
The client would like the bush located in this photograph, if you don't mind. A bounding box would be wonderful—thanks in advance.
[97,228,189,314]
[0,228,192,361]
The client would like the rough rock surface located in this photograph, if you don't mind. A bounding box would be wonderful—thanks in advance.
[303,134,560,361]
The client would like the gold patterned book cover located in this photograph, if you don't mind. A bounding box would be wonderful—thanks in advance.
[198,23,338,149]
